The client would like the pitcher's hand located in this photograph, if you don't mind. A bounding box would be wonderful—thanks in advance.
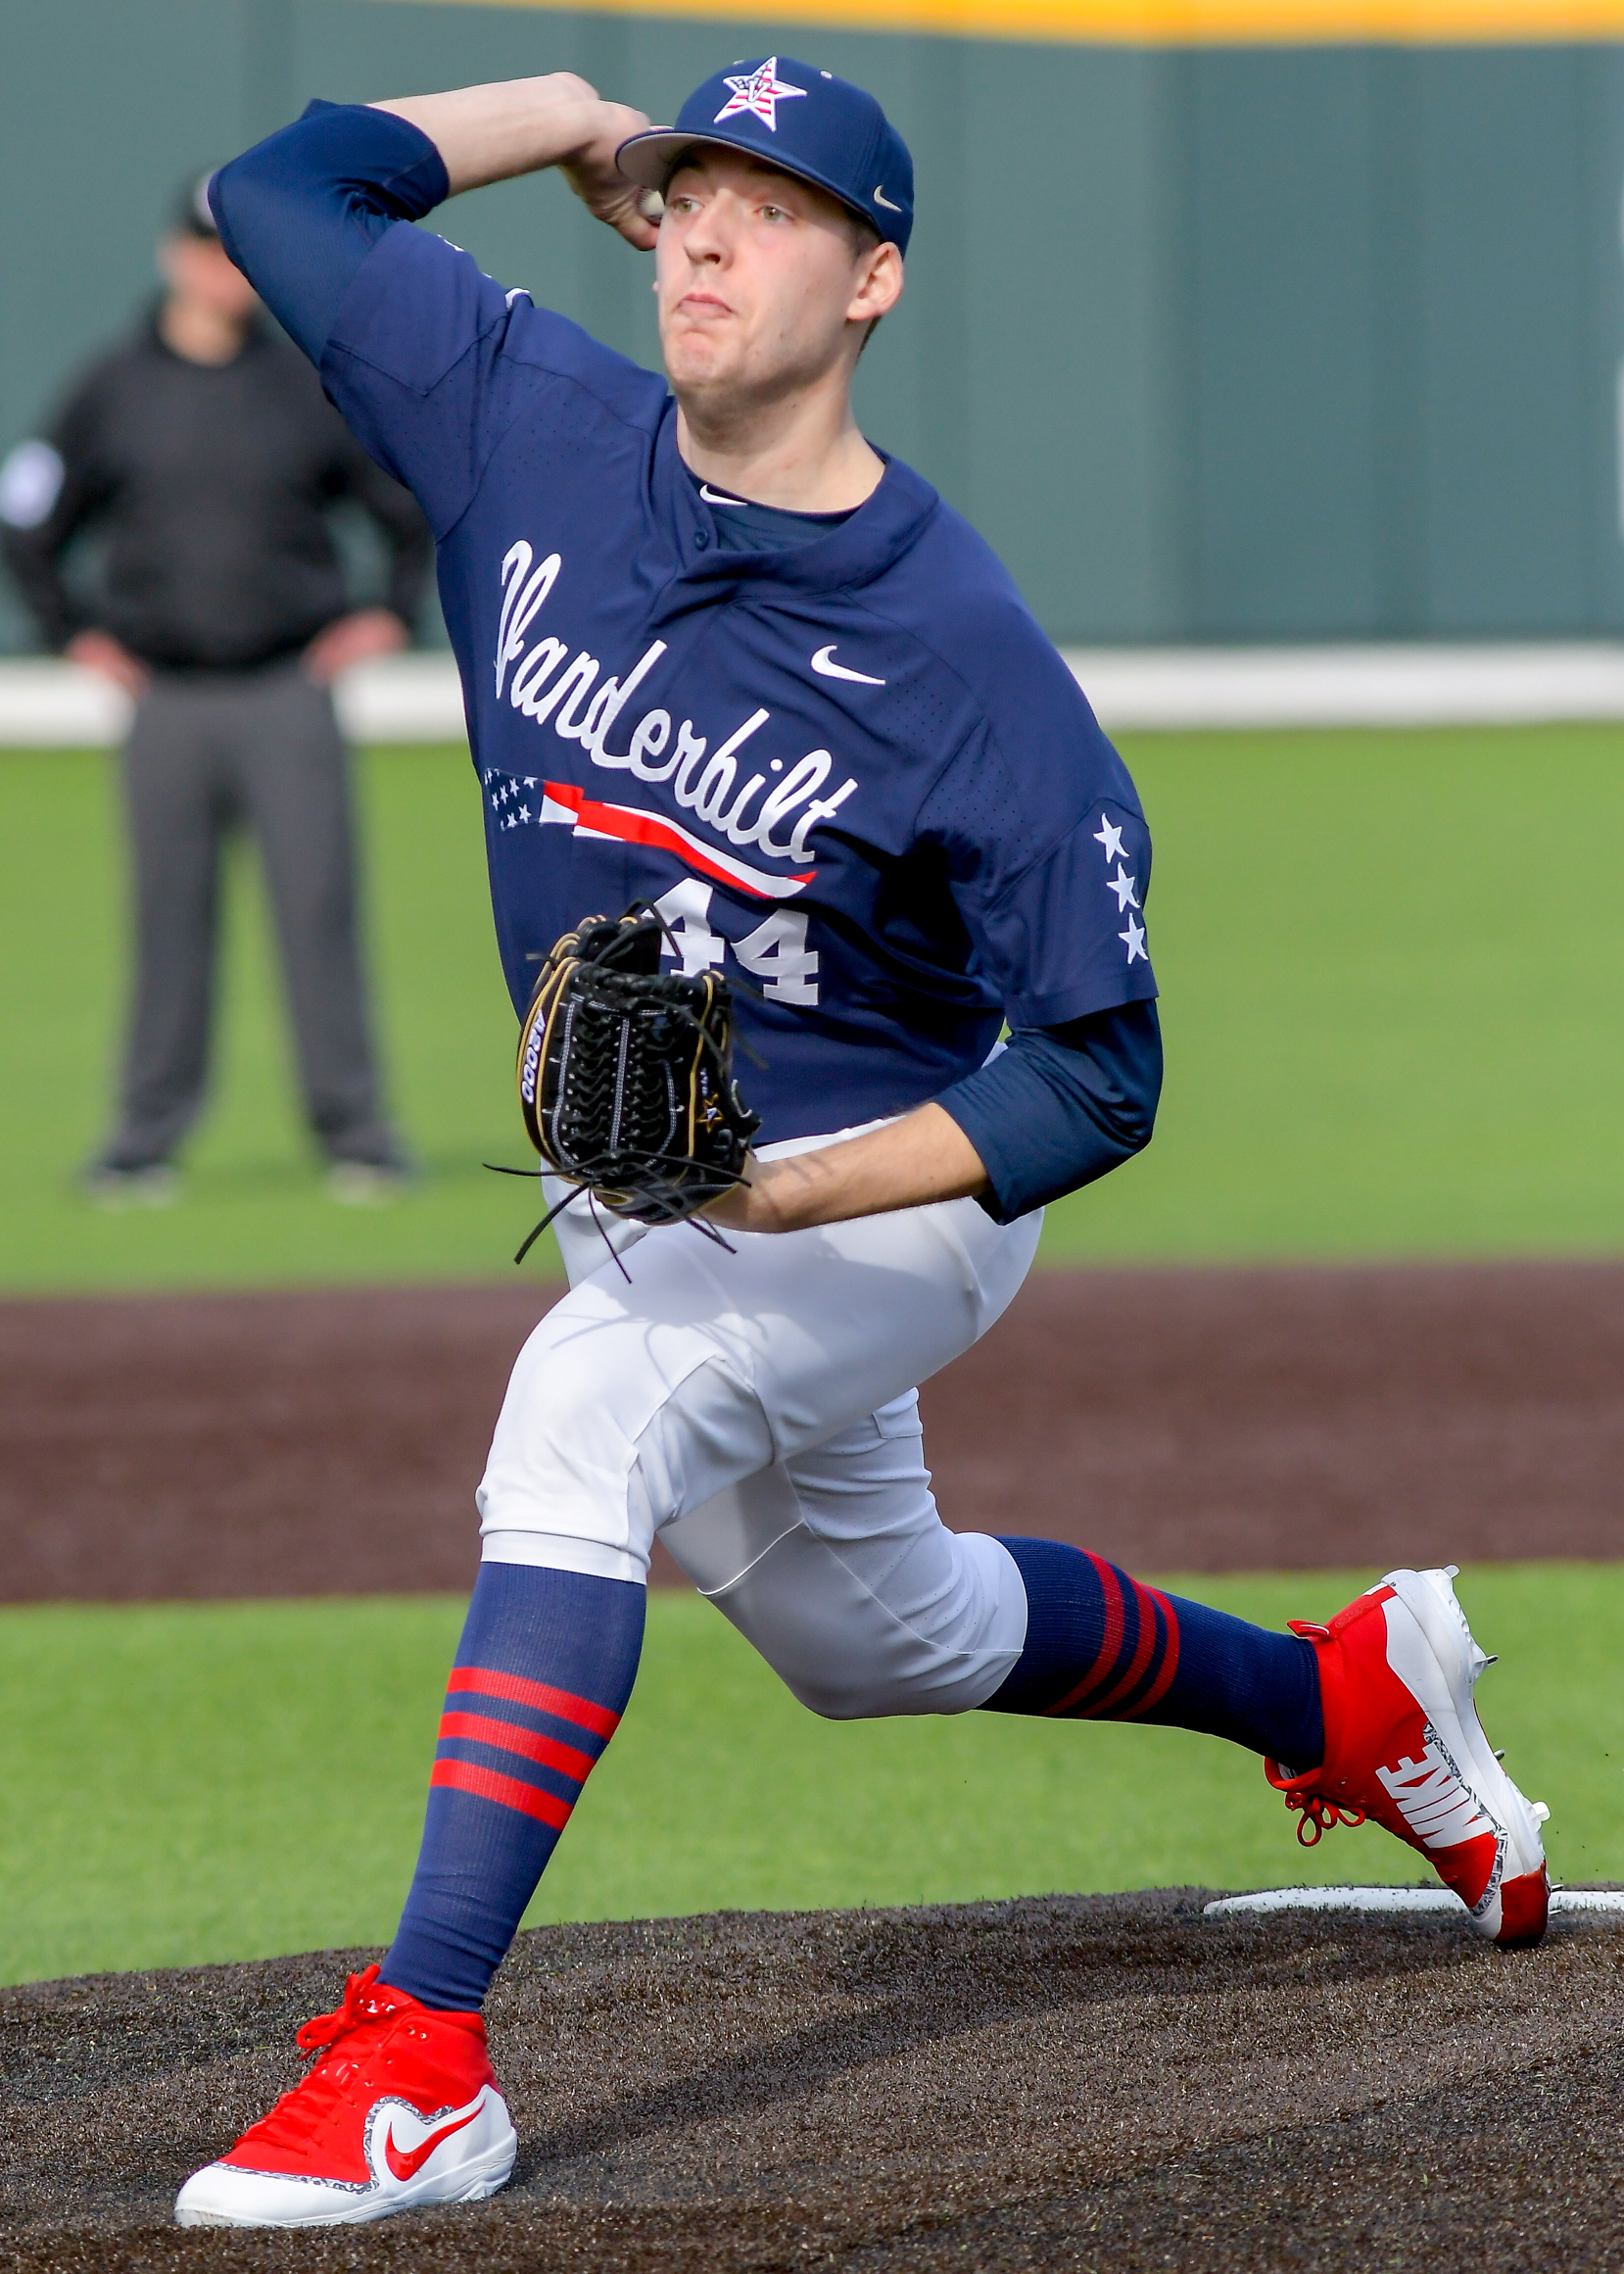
[560,95,663,250]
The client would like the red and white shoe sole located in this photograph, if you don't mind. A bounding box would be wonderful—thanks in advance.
[1380,1567,1550,1947]
[174,2121,517,2227]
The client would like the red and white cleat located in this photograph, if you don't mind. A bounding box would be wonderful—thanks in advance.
[1266,1566,1551,1949]
[174,1964,516,2227]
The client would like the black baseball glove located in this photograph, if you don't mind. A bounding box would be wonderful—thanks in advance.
[506,904,760,1262]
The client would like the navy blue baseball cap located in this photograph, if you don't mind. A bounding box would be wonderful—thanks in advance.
[617,58,914,255]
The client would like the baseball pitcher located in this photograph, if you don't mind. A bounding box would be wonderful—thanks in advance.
[174,61,1550,2227]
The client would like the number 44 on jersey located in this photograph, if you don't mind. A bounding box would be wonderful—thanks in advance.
[652,880,820,1005]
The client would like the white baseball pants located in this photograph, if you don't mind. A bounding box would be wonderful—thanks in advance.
[476,1134,1042,1718]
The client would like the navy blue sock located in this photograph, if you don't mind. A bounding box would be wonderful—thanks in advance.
[982,1537,1323,1767]
[383,1565,645,2011]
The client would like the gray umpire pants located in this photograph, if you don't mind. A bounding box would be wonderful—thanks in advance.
[100,663,396,1170]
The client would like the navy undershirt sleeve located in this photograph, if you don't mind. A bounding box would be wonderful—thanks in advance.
[934,998,1163,1225]
[210,102,450,366]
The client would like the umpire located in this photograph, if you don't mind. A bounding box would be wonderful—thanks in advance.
[0,178,431,1202]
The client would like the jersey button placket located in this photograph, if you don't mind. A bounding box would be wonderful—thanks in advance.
[693,528,709,550]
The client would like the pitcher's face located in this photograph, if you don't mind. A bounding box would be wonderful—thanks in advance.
[656,149,899,415]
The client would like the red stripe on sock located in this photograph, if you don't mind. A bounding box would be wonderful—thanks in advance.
[1089,1578,1162,1716]
[438,1711,596,1784]
[447,1666,621,1741]
[1045,1553,1127,1718]
[430,1757,573,1828]
[1123,1589,1182,1718]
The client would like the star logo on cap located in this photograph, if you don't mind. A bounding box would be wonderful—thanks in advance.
[714,58,807,132]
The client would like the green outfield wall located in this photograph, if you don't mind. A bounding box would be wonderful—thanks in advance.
[3,0,1623,648]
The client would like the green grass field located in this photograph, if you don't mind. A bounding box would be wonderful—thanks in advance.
[3,1567,1616,1990]
[2,725,1618,1986]
[3,723,1622,1290]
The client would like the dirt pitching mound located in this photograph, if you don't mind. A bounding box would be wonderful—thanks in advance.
[3,1259,1623,1603]
[5,1892,1624,2272]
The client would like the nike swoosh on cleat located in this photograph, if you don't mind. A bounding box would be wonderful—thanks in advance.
[383,2103,482,2183]
[811,645,886,686]
[1376,1734,1502,1851]
[873,186,902,212]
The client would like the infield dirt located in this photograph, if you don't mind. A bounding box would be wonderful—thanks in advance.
[6,1261,1622,2270]
[2,1258,1621,1602]
[5,1892,1624,2272]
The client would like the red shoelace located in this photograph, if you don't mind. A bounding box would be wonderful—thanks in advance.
[1283,1790,1367,1847]
[296,1962,396,2054]
[228,1965,395,2160]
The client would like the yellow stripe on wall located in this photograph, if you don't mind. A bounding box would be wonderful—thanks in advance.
[406,0,1624,42]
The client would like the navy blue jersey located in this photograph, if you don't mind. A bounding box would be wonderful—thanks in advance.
[218,113,1157,1145]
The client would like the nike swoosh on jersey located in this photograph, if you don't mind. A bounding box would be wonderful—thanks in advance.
[811,645,886,686]
[699,484,749,507]
[382,2102,483,2184]
[873,186,902,213]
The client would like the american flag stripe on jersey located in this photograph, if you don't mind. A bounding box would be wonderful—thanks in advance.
[535,780,815,900]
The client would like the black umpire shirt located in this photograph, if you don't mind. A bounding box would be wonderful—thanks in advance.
[0,311,431,674]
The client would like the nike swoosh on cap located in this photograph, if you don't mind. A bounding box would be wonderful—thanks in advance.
[874,186,902,213]
[812,645,886,686]
[383,2102,482,2183]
